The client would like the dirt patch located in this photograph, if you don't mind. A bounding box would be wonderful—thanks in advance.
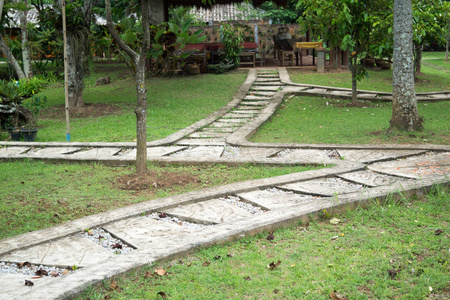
[116,171,201,191]
[42,103,122,119]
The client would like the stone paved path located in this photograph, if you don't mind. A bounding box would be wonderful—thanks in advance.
[0,68,449,299]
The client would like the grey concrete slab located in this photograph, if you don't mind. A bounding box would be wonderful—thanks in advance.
[202,127,236,133]
[163,198,253,224]
[240,101,270,106]
[337,149,424,164]
[235,147,280,159]
[305,88,327,94]
[0,235,113,267]
[237,188,319,210]
[368,152,450,179]
[429,94,450,99]
[0,273,57,299]
[175,139,226,146]
[247,91,276,96]
[104,217,198,248]
[232,110,261,114]
[255,78,280,82]
[0,146,30,157]
[25,147,82,156]
[222,113,254,119]
[189,132,230,138]
[206,122,241,128]
[250,86,281,91]
[120,146,187,158]
[216,119,248,124]
[357,93,377,99]
[328,90,352,96]
[338,170,415,187]
[67,148,122,159]
[277,149,335,164]
[169,146,224,158]
[236,106,264,110]
[278,178,364,197]
[244,95,271,100]
[253,82,282,86]
[256,75,279,78]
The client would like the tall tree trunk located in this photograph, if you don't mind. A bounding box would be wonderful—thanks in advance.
[0,36,26,79]
[414,43,422,76]
[390,0,422,131]
[105,0,150,173]
[446,19,449,62]
[350,55,358,105]
[18,0,32,78]
[0,0,26,79]
[66,35,85,108]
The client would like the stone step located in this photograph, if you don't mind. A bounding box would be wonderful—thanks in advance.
[188,132,230,138]
[232,110,261,114]
[250,86,281,92]
[104,216,199,249]
[237,188,318,210]
[275,149,335,164]
[255,78,280,82]
[120,146,187,158]
[24,147,82,156]
[240,101,270,106]
[202,127,237,133]
[0,146,30,157]
[175,138,226,146]
[0,234,114,267]
[278,178,364,197]
[244,95,272,101]
[337,170,413,187]
[247,91,276,96]
[235,105,264,110]
[222,147,280,159]
[336,149,425,164]
[67,148,122,159]
[222,113,255,119]
[252,82,282,86]
[163,198,254,224]
[169,146,224,158]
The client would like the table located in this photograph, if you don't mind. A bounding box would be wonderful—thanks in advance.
[295,42,324,66]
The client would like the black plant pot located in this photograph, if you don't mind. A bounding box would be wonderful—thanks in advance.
[20,129,38,142]
[7,127,21,141]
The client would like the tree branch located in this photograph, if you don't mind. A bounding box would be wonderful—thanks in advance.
[104,0,138,63]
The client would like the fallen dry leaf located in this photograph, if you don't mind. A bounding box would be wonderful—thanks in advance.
[18,261,31,269]
[202,261,211,267]
[109,281,119,290]
[158,212,168,218]
[330,290,342,300]
[227,254,235,258]
[62,269,69,276]
[144,271,154,278]
[31,276,42,279]
[268,260,281,270]
[330,218,340,225]
[24,280,34,286]
[267,231,275,241]
[111,243,123,249]
[155,269,166,276]
[157,291,167,299]
[388,268,401,279]
[244,276,251,281]
[274,289,279,294]
[35,269,48,276]
[435,229,444,235]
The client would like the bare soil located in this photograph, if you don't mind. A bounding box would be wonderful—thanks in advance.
[116,171,201,192]
[42,103,122,119]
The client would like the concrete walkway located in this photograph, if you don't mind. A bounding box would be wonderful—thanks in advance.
[0,68,449,299]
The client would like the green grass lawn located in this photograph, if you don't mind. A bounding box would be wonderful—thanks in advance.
[1,63,247,142]
[77,185,450,300]
[0,161,317,240]
[250,97,450,145]
[289,52,450,93]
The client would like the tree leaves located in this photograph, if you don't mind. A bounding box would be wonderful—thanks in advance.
[268,260,281,270]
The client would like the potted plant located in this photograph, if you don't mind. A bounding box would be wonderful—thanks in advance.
[21,94,47,142]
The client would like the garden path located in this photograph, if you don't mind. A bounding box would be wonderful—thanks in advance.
[0,68,449,299]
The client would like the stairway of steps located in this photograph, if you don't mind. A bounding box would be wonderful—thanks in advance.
[175,70,283,146]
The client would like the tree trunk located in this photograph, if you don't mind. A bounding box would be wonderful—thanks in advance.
[390,0,422,131]
[135,55,148,174]
[414,43,422,76]
[446,20,449,62]
[350,55,358,105]
[0,36,26,79]
[105,0,150,173]
[19,0,32,78]
[66,34,85,108]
